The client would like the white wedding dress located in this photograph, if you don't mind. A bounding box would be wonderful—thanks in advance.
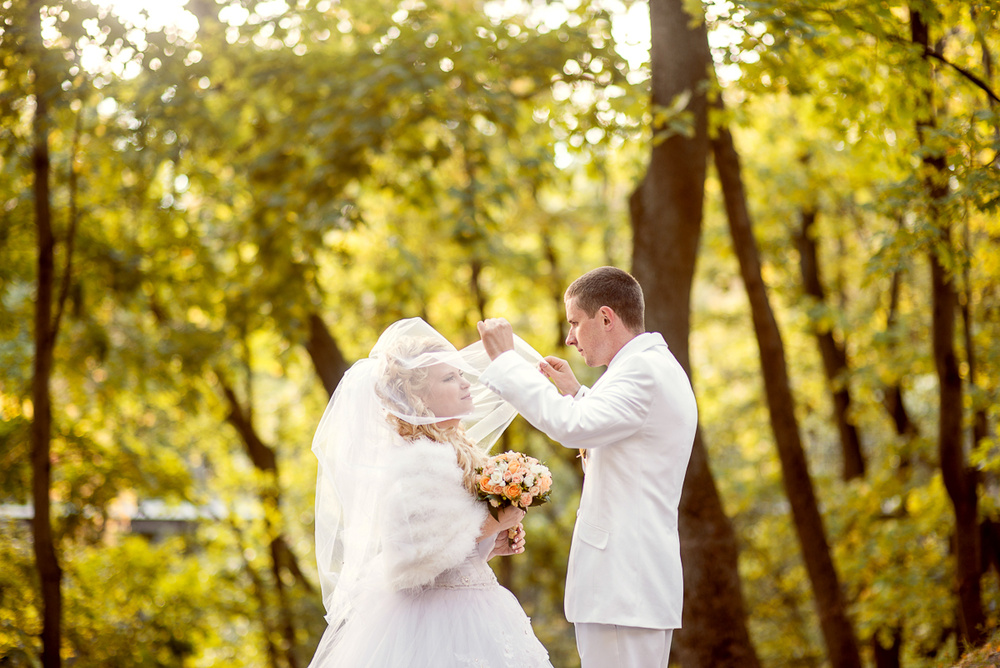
[308,436,553,668]
[308,537,552,667]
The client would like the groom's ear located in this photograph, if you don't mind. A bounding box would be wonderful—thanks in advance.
[599,306,615,329]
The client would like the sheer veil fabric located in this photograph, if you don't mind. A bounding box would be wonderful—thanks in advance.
[310,317,542,630]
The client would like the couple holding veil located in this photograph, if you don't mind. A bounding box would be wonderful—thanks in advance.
[308,267,698,668]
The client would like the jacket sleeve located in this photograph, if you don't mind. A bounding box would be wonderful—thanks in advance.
[379,439,488,590]
[479,351,653,450]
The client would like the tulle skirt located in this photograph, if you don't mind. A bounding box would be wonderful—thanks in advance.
[308,579,552,668]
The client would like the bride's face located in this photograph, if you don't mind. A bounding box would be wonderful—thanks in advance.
[420,363,473,420]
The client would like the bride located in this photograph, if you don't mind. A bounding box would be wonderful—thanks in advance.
[307,318,553,668]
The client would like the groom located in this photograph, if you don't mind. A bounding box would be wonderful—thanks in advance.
[477,266,697,668]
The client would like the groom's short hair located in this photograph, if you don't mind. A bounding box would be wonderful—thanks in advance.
[565,266,645,334]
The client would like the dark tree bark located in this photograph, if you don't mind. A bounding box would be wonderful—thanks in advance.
[712,123,863,668]
[910,6,986,648]
[796,206,865,480]
[540,225,567,350]
[872,628,903,668]
[631,2,760,666]
[28,1,63,664]
[470,258,488,323]
[882,269,918,442]
[304,313,350,398]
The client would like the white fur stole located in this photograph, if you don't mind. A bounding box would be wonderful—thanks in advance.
[380,437,488,590]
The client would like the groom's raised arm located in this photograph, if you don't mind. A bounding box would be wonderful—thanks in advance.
[477,319,651,449]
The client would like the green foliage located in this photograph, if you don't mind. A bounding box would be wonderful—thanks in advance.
[3,0,1000,665]
[1,0,638,665]
[700,0,1000,663]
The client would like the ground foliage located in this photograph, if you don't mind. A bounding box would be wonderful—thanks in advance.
[1,0,999,666]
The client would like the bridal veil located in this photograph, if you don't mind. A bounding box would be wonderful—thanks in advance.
[310,317,541,628]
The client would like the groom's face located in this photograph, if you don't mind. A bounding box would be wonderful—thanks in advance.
[565,298,611,367]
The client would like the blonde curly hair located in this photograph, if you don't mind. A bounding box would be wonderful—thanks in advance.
[375,337,488,495]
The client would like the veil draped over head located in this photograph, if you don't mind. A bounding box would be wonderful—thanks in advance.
[311,318,542,627]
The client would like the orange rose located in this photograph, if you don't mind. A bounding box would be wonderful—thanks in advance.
[504,483,521,501]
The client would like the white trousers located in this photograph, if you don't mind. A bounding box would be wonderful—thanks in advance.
[575,623,673,668]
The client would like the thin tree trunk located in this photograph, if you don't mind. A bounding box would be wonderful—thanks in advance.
[910,6,985,648]
[631,2,760,665]
[222,380,306,668]
[882,268,918,443]
[540,224,567,350]
[873,257,911,668]
[712,122,863,668]
[872,628,903,668]
[233,520,281,668]
[799,190,902,665]
[470,258,487,323]
[29,1,62,664]
[304,313,350,398]
[960,221,988,457]
[268,539,300,668]
[795,205,865,480]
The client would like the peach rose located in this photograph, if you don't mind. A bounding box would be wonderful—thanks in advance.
[504,483,521,501]
[519,492,533,507]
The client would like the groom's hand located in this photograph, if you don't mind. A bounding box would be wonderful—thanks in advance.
[540,356,581,397]
[477,318,515,360]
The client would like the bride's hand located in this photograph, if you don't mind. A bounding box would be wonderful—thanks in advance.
[480,504,525,539]
[488,523,525,560]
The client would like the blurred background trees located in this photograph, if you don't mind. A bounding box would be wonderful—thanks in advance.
[1,0,998,666]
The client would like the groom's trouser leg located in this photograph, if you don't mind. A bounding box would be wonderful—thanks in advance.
[575,623,673,668]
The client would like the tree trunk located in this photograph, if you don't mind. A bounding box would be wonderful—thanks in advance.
[882,268,917,443]
[631,2,760,665]
[910,6,985,648]
[799,191,902,664]
[796,206,865,480]
[872,628,902,668]
[540,225,567,350]
[235,521,282,668]
[222,380,307,668]
[28,1,63,664]
[304,313,350,398]
[929,227,984,647]
[712,123,863,668]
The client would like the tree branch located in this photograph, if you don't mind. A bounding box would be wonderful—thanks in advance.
[806,7,1000,105]
[925,47,1000,105]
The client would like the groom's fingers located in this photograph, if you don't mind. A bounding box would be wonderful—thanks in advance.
[477,318,515,360]
[543,356,566,370]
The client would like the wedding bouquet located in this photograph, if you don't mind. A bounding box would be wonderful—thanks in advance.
[476,451,553,520]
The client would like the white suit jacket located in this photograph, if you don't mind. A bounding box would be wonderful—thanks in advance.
[479,332,697,629]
